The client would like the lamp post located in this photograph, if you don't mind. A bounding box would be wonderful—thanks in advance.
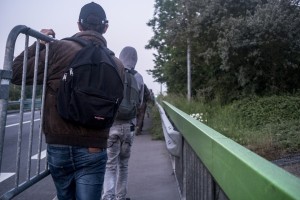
[185,0,192,102]
[187,37,191,101]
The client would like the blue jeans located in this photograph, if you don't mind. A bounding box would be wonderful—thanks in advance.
[102,123,134,200]
[47,145,107,200]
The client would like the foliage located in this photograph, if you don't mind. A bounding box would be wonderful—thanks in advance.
[9,84,21,101]
[149,103,164,140]
[146,0,188,93]
[9,84,43,101]
[147,0,300,103]
[231,95,300,128]
[162,94,300,160]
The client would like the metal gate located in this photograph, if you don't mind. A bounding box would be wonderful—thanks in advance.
[0,25,55,199]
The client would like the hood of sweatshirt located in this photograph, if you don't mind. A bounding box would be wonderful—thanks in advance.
[119,46,138,70]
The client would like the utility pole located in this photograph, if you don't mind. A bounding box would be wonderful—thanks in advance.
[187,38,191,102]
[185,0,191,102]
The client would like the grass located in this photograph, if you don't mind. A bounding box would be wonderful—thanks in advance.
[156,94,300,160]
[148,103,165,140]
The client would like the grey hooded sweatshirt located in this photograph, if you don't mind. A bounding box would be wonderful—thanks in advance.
[119,46,144,107]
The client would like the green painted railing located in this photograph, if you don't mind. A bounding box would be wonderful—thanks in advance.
[162,101,300,200]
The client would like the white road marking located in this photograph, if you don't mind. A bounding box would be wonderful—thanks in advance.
[31,150,47,160]
[0,173,15,182]
[7,111,40,118]
[5,119,40,128]
[1,111,44,184]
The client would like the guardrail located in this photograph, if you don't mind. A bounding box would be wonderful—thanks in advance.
[0,25,55,199]
[156,102,181,157]
[159,101,300,200]
[8,100,42,111]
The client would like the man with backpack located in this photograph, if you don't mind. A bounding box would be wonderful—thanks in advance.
[12,2,124,200]
[102,46,144,200]
[136,84,151,135]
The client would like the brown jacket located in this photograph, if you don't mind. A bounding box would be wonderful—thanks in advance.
[12,30,124,148]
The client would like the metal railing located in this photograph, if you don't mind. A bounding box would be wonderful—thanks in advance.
[159,101,300,200]
[0,25,55,199]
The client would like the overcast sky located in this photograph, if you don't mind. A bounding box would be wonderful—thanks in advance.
[0,0,166,95]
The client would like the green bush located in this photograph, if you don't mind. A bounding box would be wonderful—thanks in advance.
[161,94,300,160]
[149,104,164,140]
[232,96,300,129]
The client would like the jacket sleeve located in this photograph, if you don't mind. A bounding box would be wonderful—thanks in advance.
[12,42,47,85]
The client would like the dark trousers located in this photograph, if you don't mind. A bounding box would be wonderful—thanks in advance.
[136,102,147,134]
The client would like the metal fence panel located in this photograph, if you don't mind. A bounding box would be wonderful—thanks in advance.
[0,25,55,200]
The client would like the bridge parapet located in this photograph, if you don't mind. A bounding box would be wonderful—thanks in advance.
[160,101,300,200]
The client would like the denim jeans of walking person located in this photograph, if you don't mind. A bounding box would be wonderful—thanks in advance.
[102,123,134,200]
[47,145,107,200]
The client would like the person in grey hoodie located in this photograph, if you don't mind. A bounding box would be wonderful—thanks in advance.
[102,46,144,200]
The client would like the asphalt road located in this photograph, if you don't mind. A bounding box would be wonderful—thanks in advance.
[0,111,56,200]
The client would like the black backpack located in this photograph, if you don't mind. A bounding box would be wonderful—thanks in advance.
[116,68,140,120]
[56,37,124,129]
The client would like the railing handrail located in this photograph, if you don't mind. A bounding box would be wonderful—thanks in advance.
[162,101,300,200]
[3,25,55,71]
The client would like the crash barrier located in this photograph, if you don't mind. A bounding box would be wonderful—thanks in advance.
[8,100,42,111]
[0,25,55,199]
[159,101,300,200]
[156,102,181,157]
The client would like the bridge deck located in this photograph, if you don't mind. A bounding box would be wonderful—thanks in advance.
[127,115,180,200]
[11,114,180,200]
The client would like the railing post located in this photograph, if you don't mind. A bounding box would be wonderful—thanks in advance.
[182,141,187,200]
[0,70,12,172]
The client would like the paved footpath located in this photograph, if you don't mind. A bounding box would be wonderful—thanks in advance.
[12,114,180,200]
[126,115,181,200]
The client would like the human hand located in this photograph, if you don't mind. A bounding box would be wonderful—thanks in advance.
[40,29,56,44]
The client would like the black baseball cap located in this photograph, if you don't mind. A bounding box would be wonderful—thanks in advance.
[79,2,107,25]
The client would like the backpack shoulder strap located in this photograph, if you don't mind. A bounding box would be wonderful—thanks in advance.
[62,37,121,78]
[63,37,116,58]
[123,69,131,101]
[103,46,115,56]
[129,68,137,75]
[62,37,91,47]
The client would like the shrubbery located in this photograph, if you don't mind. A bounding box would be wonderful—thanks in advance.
[161,94,300,160]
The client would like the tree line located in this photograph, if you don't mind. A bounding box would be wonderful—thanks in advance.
[146,0,300,103]
[9,85,43,101]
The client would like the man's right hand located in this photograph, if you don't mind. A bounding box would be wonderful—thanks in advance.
[40,29,56,44]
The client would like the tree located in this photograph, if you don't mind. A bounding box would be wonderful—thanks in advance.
[147,0,300,103]
[146,0,188,93]
[218,0,300,98]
